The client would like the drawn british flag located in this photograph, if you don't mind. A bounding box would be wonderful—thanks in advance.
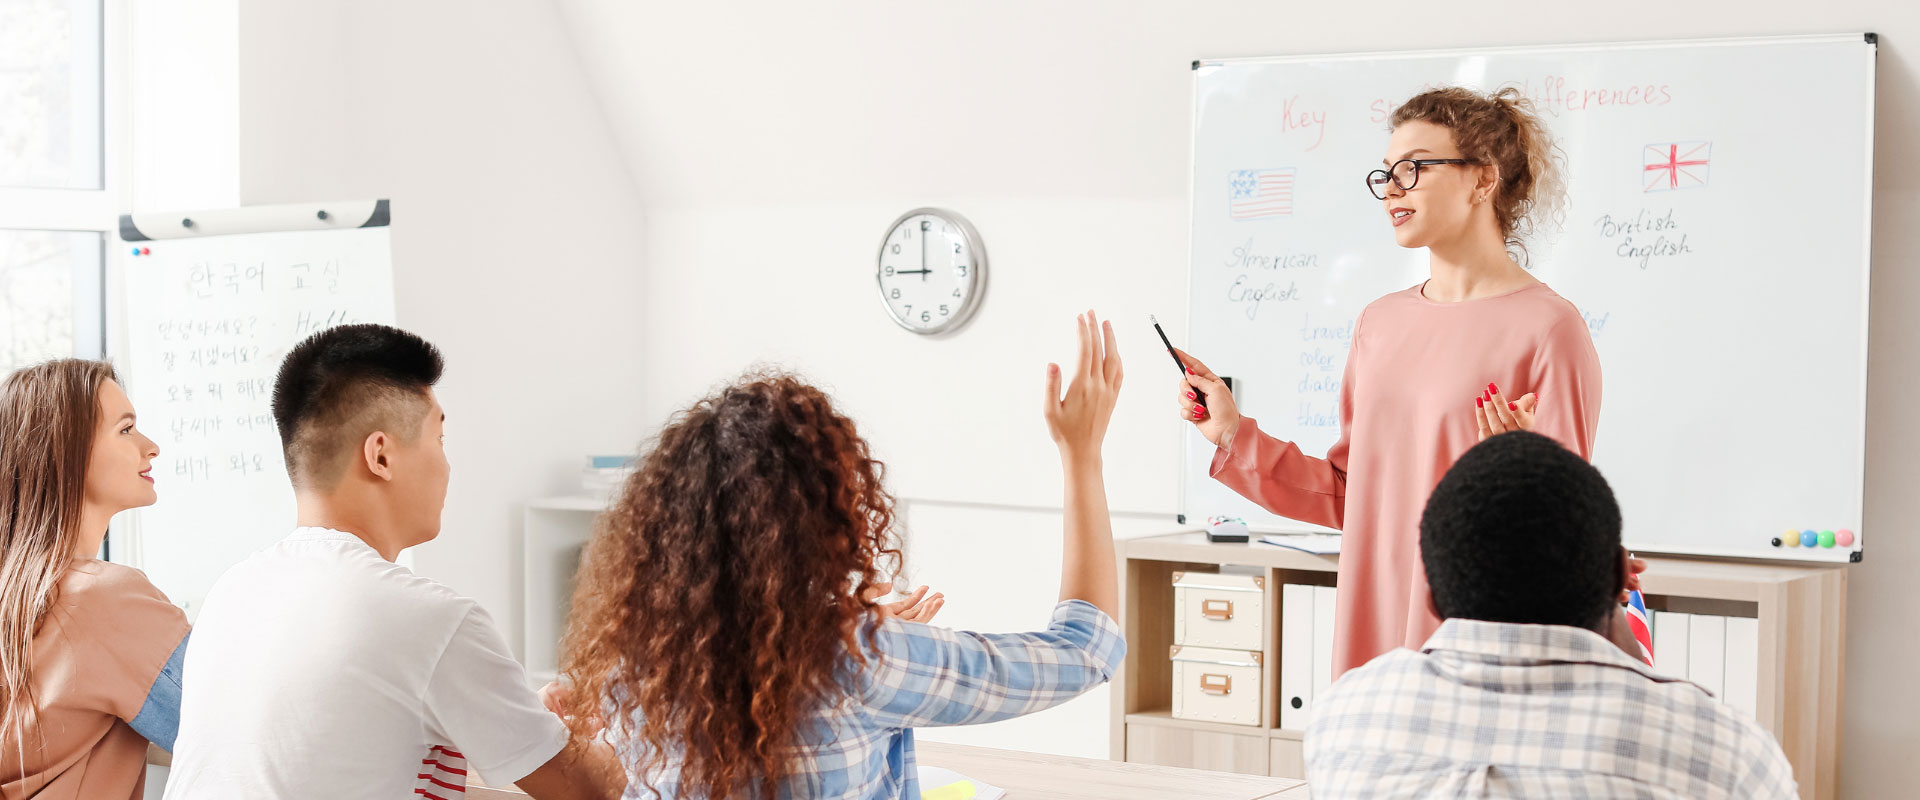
[1228,168,1295,220]
[1627,589,1655,667]
[1643,141,1711,192]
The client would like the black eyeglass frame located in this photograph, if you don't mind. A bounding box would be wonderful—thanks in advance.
[1366,158,1476,200]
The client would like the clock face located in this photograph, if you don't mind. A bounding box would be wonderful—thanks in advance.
[876,209,984,335]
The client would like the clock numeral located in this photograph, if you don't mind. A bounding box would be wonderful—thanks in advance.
[953,242,962,254]
[920,220,932,231]
[890,288,901,299]
[952,288,962,298]
[939,304,949,316]
[891,243,901,254]
[921,311,931,323]
[883,266,895,277]
[904,304,913,315]
[956,265,968,277]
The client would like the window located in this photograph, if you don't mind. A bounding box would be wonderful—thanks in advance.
[0,0,117,372]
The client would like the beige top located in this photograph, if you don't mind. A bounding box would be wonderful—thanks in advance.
[1,560,188,800]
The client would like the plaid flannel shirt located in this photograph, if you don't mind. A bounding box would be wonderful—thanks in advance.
[618,599,1124,799]
[1305,618,1796,799]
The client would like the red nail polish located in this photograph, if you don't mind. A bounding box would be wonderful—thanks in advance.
[1476,397,1484,408]
[1509,402,1517,411]
[1489,383,1500,395]
[1185,367,1193,374]
[1187,392,1196,400]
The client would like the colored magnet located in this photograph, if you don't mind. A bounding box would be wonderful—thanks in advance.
[1800,530,1819,548]
[130,248,140,256]
[1837,529,1856,547]
[1784,530,1801,548]
[1819,530,1836,548]
[1770,537,1783,547]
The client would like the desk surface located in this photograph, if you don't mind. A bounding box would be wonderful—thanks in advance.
[465,741,1308,799]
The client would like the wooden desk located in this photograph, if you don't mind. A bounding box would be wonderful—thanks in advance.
[465,741,1307,799]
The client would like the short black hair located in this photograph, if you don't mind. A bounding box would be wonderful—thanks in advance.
[1419,431,1623,630]
[271,324,444,488]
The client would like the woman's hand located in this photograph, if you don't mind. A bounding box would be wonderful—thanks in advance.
[1475,383,1538,440]
[1044,311,1123,463]
[865,582,946,624]
[1173,349,1241,450]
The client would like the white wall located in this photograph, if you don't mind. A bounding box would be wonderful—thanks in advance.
[555,0,1920,795]
[234,0,650,647]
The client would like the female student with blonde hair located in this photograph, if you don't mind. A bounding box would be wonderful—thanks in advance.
[0,360,189,798]
[1176,87,1641,676]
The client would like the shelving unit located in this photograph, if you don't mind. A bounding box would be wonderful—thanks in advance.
[1110,531,1848,800]
[521,496,607,687]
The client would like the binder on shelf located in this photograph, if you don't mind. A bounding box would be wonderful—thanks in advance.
[1723,616,1760,716]
[1312,585,1338,700]
[1688,614,1727,698]
[1279,583,1315,730]
[1651,610,1690,678]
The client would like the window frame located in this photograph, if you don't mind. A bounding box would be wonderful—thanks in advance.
[0,0,130,362]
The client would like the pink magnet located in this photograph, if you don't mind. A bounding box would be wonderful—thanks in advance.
[1837,529,1855,547]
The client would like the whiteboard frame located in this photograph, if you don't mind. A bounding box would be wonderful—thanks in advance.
[1179,34,1877,564]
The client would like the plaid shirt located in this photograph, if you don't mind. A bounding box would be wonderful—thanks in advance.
[618,599,1125,799]
[1305,619,1796,799]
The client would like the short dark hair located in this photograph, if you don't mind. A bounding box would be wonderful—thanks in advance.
[1419,431,1623,630]
[271,324,444,488]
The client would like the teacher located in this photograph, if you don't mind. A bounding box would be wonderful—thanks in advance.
[1177,87,1628,676]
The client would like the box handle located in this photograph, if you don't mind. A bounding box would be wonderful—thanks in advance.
[1200,673,1233,696]
[1201,598,1234,621]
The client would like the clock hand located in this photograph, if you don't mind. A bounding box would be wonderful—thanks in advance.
[894,269,931,276]
[920,227,928,280]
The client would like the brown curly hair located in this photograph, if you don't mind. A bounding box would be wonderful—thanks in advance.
[558,372,901,798]
[1391,86,1567,264]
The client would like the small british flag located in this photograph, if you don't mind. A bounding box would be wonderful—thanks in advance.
[1625,589,1655,666]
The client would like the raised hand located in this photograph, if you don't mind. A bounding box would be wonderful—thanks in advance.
[1044,311,1124,462]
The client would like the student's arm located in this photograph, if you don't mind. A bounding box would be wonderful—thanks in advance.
[63,563,191,749]
[128,633,188,752]
[511,740,626,800]
[1044,311,1123,617]
[423,607,621,800]
[1176,316,1362,531]
[856,601,1125,729]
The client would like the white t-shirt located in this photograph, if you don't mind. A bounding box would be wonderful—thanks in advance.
[163,527,567,799]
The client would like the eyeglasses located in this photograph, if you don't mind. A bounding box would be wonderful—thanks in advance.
[1366,158,1475,200]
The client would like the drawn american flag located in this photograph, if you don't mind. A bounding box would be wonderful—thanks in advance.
[1643,142,1710,192]
[1627,589,1655,667]
[1228,168,1295,220]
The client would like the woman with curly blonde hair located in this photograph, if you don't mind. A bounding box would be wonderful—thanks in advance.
[1177,87,1639,677]
[560,312,1127,799]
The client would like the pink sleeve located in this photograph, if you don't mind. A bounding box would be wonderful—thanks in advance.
[1205,327,1360,530]
[1529,314,1603,460]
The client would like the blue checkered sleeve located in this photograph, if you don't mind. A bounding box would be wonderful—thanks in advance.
[855,599,1125,729]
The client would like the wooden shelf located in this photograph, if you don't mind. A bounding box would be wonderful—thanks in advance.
[1124,709,1306,740]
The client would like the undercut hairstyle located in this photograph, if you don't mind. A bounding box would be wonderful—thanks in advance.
[1420,431,1624,631]
[271,324,445,489]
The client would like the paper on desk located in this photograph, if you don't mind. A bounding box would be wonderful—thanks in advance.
[919,766,1007,800]
[1257,533,1343,555]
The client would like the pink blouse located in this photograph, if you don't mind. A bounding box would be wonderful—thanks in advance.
[1210,282,1602,675]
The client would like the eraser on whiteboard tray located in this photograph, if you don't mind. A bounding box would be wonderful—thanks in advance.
[1205,515,1250,543]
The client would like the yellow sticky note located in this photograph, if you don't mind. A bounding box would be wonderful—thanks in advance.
[921,779,977,800]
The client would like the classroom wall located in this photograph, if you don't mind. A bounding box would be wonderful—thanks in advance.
[554,0,1920,794]
[233,0,651,647]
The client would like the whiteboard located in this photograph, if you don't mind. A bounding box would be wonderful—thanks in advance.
[117,209,396,616]
[1181,35,1873,563]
